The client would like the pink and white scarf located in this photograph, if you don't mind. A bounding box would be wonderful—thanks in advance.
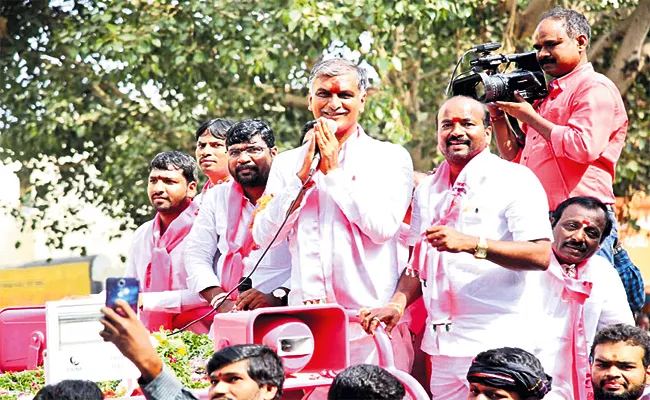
[548,253,594,400]
[408,149,490,326]
[143,200,199,330]
[220,181,257,300]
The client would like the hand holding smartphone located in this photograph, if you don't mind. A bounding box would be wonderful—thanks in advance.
[105,277,140,317]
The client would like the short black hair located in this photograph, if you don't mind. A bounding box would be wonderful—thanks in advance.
[468,347,552,399]
[150,151,198,184]
[225,119,275,149]
[299,120,317,145]
[540,7,591,44]
[551,196,612,244]
[437,95,491,130]
[591,324,650,368]
[34,380,103,400]
[207,344,284,400]
[328,364,405,400]
[195,118,236,141]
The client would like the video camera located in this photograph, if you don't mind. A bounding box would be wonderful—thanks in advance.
[448,42,548,103]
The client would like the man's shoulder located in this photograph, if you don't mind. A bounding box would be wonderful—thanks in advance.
[133,220,154,238]
[572,67,622,97]
[585,254,620,281]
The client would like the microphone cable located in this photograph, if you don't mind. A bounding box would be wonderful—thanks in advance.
[168,156,319,335]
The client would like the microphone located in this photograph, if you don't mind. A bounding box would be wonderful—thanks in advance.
[308,118,337,174]
[238,277,252,295]
[471,42,501,53]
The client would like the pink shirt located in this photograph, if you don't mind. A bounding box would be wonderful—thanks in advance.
[518,63,627,210]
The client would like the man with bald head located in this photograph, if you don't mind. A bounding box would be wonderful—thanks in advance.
[361,96,554,399]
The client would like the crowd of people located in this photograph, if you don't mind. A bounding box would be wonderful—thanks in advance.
[38,5,645,400]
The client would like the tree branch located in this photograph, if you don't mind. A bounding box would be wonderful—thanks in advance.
[589,16,632,61]
[605,0,650,95]
[514,0,555,40]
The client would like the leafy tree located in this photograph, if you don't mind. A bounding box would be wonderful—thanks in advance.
[1,0,648,253]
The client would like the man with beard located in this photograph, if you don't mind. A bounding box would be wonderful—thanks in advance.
[194,118,235,202]
[491,8,628,270]
[185,119,291,315]
[591,324,650,400]
[124,151,211,332]
[535,196,633,400]
[360,95,553,399]
[251,58,415,378]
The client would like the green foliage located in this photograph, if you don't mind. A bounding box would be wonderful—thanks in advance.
[152,329,213,389]
[0,367,45,398]
[1,0,648,252]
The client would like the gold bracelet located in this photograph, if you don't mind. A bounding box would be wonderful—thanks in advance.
[386,302,404,317]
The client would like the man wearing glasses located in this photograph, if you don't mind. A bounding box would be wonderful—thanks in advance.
[185,119,292,317]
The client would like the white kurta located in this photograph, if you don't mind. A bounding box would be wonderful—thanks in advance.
[125,218,207,314]
[252,127,414,382]
[252,126,414,311]
[184,180,292,295]
[536,253,634,398]
[409,149,554,358]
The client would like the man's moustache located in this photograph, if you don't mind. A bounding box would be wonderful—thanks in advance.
[446,137,470,146]
[236,164,258,173]
[562,240,587,251]
[539,57,556,66]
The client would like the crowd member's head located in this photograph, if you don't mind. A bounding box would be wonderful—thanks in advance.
[308,58,368,139]
[437,96,491,168]
[591,324,650,400]
[636,313,650,332]
[299,120,317,146]
[195,118,236,185]
[34,379,103,400]
[148,151,197,215]
[225,119,277,189]
[206,344,284,400]
[551,196,612,265]
[466,347,552,400]
[328,364,405,400]
[534,7,590,78]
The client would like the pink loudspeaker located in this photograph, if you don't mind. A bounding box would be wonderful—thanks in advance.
[0,306,47,372]
[212,304,349,389]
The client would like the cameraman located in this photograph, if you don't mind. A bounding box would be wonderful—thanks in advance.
[492,8,626,266]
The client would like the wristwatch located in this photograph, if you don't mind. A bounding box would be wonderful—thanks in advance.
[474,237,488,259]
[272,288,289,306]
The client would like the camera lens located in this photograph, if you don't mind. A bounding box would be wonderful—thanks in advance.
[118,279,125,286]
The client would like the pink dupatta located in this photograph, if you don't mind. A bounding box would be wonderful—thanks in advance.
[142,200,199,330]
[548,253,594,400]
[220,181,257,300]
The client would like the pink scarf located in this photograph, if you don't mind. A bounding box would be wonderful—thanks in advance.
[549,253,594,400]
[408,149,491,327]
[143,200,199,330]
[220,181,257,300]
[408,161,466,324]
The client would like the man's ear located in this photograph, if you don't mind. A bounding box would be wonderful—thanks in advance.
[359,92,367,113]
[187,181,198,199]
[308,93,313,112]
[576,34,589,52]
[260,384,278,400]
[270,146,278,158]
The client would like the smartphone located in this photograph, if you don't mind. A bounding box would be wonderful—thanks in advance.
[105,277,139,316]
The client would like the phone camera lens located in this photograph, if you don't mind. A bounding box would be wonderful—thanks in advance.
[118,279,125,286]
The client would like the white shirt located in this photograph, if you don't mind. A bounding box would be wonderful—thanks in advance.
[252,126,414,310]
[410,149,553,357]
[536,253,634,398]
[184,181,292,295]
[125,218,207,313]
